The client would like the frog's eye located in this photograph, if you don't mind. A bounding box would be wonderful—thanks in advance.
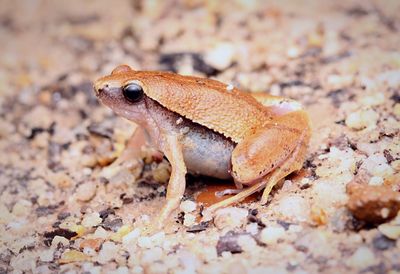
[123,83,144,103]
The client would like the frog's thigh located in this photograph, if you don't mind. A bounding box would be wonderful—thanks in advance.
[154,134,187,229]
[231,110,310,184]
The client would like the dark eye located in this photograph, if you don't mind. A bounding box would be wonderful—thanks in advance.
[123,83,144,103]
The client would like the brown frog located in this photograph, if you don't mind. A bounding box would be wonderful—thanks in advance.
[94,65,311,230]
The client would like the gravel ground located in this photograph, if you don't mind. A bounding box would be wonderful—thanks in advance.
[0,0,399,273]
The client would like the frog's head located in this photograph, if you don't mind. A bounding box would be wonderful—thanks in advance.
[94,65,150,124]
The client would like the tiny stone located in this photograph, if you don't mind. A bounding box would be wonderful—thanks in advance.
[40,249,55,262]
[237,234,257,252]
[369,176,384,186]
[245,223,259,235]
[122,228,141,245]
[378,223,400,240]
[214,207,248,230]
[141,247,163,264]
[226,84,234,91]
[97,241,118,264]
[260,226,286,245]
[183,213,196,227]
[82,212,102,228]
[93,226,109,239]
[180,200,197,213]
[51,236,70,247]
[150,231,165,246]
[346,246,377,268]
[345,109,379,130]
[287,46,300,58]
[137,236,152,248]
[76,182,97,202]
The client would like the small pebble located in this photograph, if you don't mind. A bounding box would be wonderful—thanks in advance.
[369,176,384,186]
[122,228,141,245]
[39,249,54,262]
[237,234,257,252]
[345,109,379,130]
[346,246,377,268]
[214,207,248,230]
[180,200,197,213]
[59,250,89,264]
[260,226,286,245]
[82,212,102,228]
[137,236,152,248]
[183,213,196,227]
[51,236,70,247]
[205,42,235,70]
[378,223,400,240]
[93,226,109,239]
[141,247,163,264]
[97,241,118,264]
[76,182,97,202]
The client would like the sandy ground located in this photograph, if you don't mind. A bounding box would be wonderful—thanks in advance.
[0,0,399,273]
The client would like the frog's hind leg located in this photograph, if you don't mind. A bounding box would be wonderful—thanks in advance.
[202,110,310,219]
[202,124,308,219]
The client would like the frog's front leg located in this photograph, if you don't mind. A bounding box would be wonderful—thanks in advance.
[99,127,147,179]
[151,134,187,230]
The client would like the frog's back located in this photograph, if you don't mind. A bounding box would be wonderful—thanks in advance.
[135,71,271,143]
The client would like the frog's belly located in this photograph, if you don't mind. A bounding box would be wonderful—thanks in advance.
[181,127,235,179]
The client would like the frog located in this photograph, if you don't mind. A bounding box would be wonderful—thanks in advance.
[94,64,311,230]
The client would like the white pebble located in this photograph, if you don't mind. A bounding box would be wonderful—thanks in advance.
[346,246,377,268]
[93,226,108,239]
[183,213,196,227]
[214,207,248,229]
[378,223,400,240]
[237,234,257,252]
[205,42,235,70]
[122,228,141,245]
[97,241,118,264]
[76,182,97,202]
[141,247,163,264]
[51,236,69,247]
[368,176,384,186]
[345,109,379,130]
[82,212,102,228]
[150,231,165,246]
[245,222,259,235]
[39,249,54,262]
[180,200,197,213]
[287,46,300,58]
[137,236,152,248]
[260,226,286,245]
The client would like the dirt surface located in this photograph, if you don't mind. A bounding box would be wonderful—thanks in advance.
[1,0,400,273]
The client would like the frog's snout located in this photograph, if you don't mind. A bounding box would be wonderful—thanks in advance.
[93,80,108,96]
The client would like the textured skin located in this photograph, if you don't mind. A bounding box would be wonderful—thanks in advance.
[95,69,272,143]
